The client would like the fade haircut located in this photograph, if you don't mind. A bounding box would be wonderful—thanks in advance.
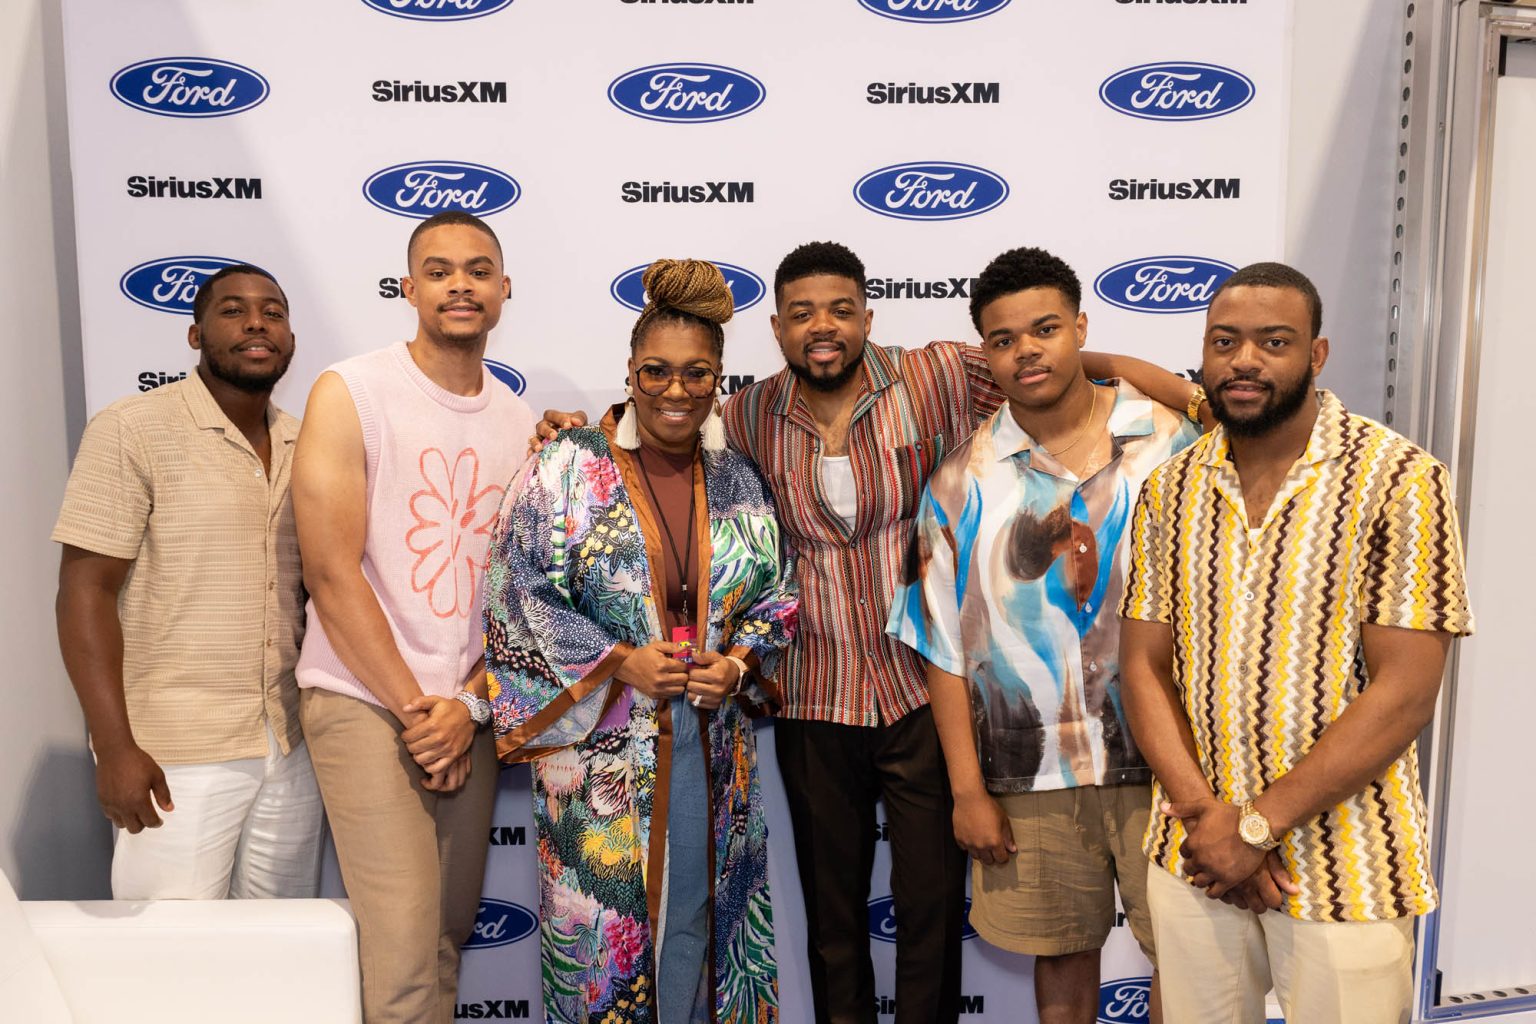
[191,264,288,322]
[774,241,867,306]
[1209,262,1324,339]
[406,210,503,268]
[969,247,1081,333]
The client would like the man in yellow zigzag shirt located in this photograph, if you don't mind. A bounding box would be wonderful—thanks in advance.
[1119,261,1473,1024]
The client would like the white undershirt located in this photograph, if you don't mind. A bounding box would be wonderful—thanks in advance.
[821,456,858,530]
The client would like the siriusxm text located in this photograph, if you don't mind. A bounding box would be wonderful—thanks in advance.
[867,81,999,105]
[372,80,507,103]
[621,180,754,204]
[1108,177,1240,200]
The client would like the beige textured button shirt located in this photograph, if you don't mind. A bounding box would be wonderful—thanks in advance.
[52,373,304,765]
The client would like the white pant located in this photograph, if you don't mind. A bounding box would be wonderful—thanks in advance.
[1147,860,1415,1024]
[111,725,324,900]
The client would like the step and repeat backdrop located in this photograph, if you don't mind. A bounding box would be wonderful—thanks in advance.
[62,1,1291,1021]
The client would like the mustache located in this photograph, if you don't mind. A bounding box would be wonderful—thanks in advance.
[1216,372,1271,390]
[437,300,484,313]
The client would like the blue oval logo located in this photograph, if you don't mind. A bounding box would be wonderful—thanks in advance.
[119,256,251,315]
[608,63,765,124]
[857,0,1011,23]
[853,161,1008,222]
[462,898,537,950]
[359,0,514,21]
[1093,256,1236,314]
[1098,976,1152,1024]
[109,58,269,118]
[1099,62,1255,122]
[609,262,766,314]
[484,359,527,395]
[363,161,520,220]
[868,895,978,944]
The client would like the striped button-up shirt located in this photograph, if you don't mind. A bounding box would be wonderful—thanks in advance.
[724,341,1004,726]
[1120,390,1473,921]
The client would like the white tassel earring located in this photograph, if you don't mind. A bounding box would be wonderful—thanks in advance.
[615,382,641,450]
[701,390,726,453]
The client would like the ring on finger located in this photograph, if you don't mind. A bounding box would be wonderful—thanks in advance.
[690,693,703,708]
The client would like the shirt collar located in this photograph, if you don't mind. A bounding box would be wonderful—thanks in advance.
[990,377,1157,463]
[1197,388,1347,468]
[769,340,898,418]
[179,368,292,444]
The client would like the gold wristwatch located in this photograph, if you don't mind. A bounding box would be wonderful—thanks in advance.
[1238,800,1280,851]
[1185,385,1208,424]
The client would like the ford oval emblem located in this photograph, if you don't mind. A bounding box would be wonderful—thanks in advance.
[608,63,766,124]
[484,359,527,395]
[1093,256,1236,314]
[462,898,537,950]
[119,256,251,315]
[857,0,1011,24]
[109,58,269,118]
[359,0,515,22]
[363,160,520,220]
[853,161,1008,221]
[1099,62,1255,122]
[1098,976,1152,1024]
[610,262,766,314]
[868,895,978,943]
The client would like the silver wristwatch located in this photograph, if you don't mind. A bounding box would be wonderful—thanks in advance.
[453,690,491,729]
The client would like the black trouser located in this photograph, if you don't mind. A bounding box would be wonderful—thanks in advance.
[774,705,968,1024]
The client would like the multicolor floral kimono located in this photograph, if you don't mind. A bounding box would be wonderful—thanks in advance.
[484,422,797,1024]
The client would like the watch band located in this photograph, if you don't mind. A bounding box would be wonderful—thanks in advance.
[1238,800,1281,851]
[453,689,491,728]
[1185,384,1208,424]
[723,655,750,695]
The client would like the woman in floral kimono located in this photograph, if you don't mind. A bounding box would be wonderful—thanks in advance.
[485,259,797,1024]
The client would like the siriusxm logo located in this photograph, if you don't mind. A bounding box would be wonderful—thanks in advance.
[359,0,514,21]
[610,262,765,313]
[363,161,520,219]
[484,359,527,395]
[868,895,979,943]
[853,162,1008,221]
[1098,977,1151,1023]
[608,63,765,123]
[1094,256,1236,314]
[462,899,537,950]
[1100,62,1255,121]
[109,58,269,118]
[858,0,1011,23]
[120,256,249,315]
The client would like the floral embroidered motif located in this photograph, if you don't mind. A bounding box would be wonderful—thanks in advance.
[406,447,503,619]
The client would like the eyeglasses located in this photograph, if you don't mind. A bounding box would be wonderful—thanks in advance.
[633,363,719,398]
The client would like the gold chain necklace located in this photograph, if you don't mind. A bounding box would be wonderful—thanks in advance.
[1041,385,1099,457]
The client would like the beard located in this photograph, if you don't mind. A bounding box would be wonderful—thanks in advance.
[785,342,866,393]
[203,348,293,394]
[1208,366,1314,437]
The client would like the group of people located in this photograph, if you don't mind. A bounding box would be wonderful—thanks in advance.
[53,208,1472,1024]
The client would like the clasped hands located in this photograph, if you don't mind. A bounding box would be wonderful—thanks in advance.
[616,642,741,710]
[1165,796,1300,913]
[401,694,477,793]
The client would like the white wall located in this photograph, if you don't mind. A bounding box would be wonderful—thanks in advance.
[0,0,113,898]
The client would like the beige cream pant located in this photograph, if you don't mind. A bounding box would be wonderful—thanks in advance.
[301,688,497,1024]
[1147,860,1415,1024]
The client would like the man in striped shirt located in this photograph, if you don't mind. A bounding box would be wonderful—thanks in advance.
[1120,262,1473,1024]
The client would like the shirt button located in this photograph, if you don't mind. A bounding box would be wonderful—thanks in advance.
[1244,591,1256,601]
[859,598,867,606]
[1089,661,1098,672]
[1078,544,1088,553]
[253,469,261,478]
[265,638,274,647]
[1083,603,1093,614]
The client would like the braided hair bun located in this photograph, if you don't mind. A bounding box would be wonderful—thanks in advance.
[642,259,734,326]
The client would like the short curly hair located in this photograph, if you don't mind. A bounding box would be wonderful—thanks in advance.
[774,241,867,306]
[969,247,1081,333]
[1209,262,1323,338]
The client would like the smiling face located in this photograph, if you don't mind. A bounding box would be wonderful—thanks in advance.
[187,272,295,393]
[976,286,1087,413]
[771,273,872,393]
[1203,285,1328,437]
[402,222,509,348]
[628,320,721,454]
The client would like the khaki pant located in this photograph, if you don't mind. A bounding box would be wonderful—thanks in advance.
[1147,860,1415,1024]
[301,688,496,1024]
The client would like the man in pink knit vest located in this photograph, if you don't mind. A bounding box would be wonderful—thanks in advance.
[292,211,534,1023]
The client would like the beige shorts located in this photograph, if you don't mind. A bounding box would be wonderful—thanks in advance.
[969,782,1155,959]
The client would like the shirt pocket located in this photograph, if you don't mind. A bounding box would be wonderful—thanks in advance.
[881,435,945,521]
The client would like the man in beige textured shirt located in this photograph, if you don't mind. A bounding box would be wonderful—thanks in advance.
[53,265,323,899]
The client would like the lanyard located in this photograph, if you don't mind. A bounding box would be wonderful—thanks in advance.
[635,445,697,622]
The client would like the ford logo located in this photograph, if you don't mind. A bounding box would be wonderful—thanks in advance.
[119,256,251,316]
[608,63,766,124]
[363,160,520,220]
[359,0,514,21]
[484,359,527,395]
[1098,977,1151,1023]
[462,898,537,950]
[868,895,979,943]
[1093,256,1236,314]
[610,262,766,314]
[857,0,1011,24]
[109,58,269,119]
[853,161,1008,221]
[1099,62,1255,122]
